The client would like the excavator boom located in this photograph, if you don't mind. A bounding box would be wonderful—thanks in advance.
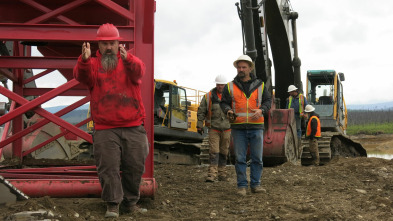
[238,1,366,166]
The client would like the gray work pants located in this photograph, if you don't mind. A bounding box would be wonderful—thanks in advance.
[93,126,149,205]
[295,115,302,138]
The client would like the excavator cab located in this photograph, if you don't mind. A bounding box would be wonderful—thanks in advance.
[154,79,189,129]
[153,79,209,164]
[306,70,347,133]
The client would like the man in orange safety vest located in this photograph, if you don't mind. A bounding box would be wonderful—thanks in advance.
[220,55,271,196]
[304,104,321,166]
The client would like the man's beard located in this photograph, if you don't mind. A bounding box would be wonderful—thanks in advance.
[237,71,246,79]
[101,53,118,72]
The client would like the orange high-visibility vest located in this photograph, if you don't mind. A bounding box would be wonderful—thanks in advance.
[288,93,305,118]
[228,82,264,124]
[306,116,321,138]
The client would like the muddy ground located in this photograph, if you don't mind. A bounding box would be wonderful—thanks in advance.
[1,134,393,221]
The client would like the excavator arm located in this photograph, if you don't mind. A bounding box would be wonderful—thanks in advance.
[238,0,302,108]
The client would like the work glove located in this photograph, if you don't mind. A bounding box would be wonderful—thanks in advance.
[197,127,203,135]
[227,111,238,123]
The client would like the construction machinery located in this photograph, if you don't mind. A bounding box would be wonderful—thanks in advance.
[236,0,366,166]
[301,70,366,165]
[0,0,156,200]
[153,79,210,164]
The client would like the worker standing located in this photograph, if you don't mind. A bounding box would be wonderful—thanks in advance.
[286,85,308,154]
[286,85,308,137]
[220,55,271,196]
[197,75,231,182]
[304,104,321,166]
[73,23,148,218]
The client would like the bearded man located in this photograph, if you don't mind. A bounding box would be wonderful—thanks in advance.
[73,23,149,218]
[220,55,271,196]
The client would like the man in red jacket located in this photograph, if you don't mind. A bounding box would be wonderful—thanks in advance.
[73,23,148,218]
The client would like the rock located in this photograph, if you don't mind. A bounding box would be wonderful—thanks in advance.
[9,209,55,220]
[355,189,367,194]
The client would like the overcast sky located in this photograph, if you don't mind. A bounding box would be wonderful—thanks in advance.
[154,0,393,105]
[1,0,391,107]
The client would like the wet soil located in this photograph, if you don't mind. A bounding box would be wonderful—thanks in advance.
[1,134,392,221]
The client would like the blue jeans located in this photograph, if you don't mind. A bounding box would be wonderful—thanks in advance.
[232,128,264,188]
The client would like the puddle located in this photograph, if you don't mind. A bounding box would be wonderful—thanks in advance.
[367,153,393,160]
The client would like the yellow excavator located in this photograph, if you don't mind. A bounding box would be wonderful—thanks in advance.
[152,79,209,164]
[301,70,367,165]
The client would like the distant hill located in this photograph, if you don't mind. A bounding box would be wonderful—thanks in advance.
[45,104,89,113]
[45,101,393,112]
[61,109,88,123]
[44,105,89,131]
[60,109,88,131]
[347,101,393,110]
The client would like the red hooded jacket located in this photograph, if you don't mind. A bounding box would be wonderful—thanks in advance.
[73,50,146,130]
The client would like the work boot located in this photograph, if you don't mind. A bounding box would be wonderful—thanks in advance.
[237,188,247,196]
[310,152,319,166]
[105,203,119,218]
[251,186,266,194]
[205,165,218,182]
[217,166,228,181]
[313,159,320,166]
[125,204,148,214]
[205,175,216,182]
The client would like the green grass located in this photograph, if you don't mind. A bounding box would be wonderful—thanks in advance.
[347,122,393,135]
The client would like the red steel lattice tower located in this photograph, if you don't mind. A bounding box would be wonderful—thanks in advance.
[0,0,156,198]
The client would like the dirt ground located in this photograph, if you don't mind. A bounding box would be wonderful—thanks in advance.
[1,134,393,221]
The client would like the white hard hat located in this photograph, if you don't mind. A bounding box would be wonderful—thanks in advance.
[233,55,254,69]
[287,85,298,92]
[305,105,315,113]
[215,74,227,84]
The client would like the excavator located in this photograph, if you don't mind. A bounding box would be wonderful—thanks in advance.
[236,0,366,166]
[301,70,366,165]
[153,79,209,164]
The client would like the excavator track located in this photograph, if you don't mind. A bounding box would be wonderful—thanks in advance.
[153,135,210,165]
[301,133,332,165]
[301,132,367,165]
[198,136,210,165]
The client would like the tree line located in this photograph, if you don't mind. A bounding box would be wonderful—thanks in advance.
[347,109,393,125]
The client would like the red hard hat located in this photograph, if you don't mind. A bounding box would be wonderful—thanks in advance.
[96,23,122,40]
